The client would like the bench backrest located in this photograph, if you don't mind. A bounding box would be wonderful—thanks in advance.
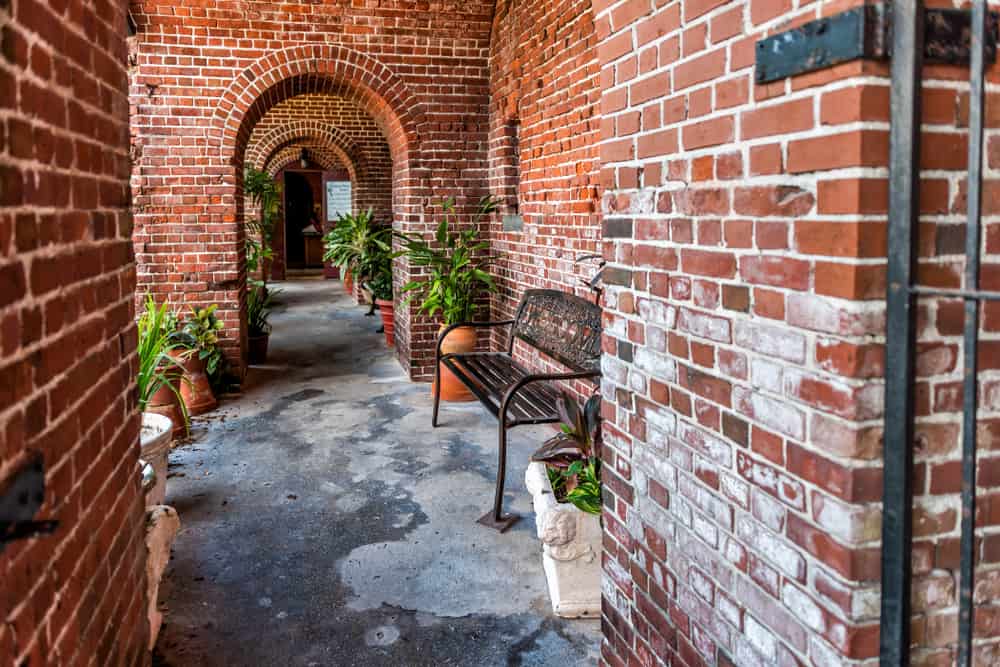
[512,289,603,373]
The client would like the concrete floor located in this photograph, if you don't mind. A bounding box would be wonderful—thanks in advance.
[154,279,601,666]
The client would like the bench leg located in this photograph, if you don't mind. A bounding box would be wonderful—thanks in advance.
[432,360,442,427]
[477,421,519,533]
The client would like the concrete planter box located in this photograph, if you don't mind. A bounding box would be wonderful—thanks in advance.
[140,412,172,506]
[525,461,601,618]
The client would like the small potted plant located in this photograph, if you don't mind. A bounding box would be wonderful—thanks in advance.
[247,282,273,364]
[397,195,498,401]
[168,305,224,415]
[525,392,603,618]
[244,168,280,285]
[137,296,189,504]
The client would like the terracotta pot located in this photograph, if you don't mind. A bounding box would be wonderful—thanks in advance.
[435,325,477,402]
[140,412,173,505]
[169,350,216,416]
[343,270,354,294]
[248,333,269,364]
[147,381,187,438]
[376,299,395,346]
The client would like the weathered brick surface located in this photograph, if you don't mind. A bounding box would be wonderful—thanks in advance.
[1,0,149,663]
[595,1,1000,665]
[486,0,603,381]
[128,2,496,378]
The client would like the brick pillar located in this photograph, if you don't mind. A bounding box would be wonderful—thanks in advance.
[1,0,149,662]
[595,2,901,665]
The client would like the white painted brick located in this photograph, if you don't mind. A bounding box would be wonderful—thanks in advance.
[679,307,732,343]
[638,298,677,327]
[752,357,784,394]
[781,582,826,633]
[736,516,806,581]
[734,386,806,440]
[634,347,678,383]
[735,320,807,364]
[744,614,778,661]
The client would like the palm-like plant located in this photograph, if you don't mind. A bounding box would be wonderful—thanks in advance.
[322,209,391,284]
[244,168,281,282]
[397,195,499,326]
[136,296,188,427]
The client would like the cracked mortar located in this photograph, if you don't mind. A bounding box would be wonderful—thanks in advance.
[153,279,600,666]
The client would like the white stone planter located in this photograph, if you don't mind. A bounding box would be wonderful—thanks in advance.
[140,412,173,506]
[145,505,180,649]
[525,461,602,618]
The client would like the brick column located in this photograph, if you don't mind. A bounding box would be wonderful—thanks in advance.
[596,2,898,665]
[1,0,149,662]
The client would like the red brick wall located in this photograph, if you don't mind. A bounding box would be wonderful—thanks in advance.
[487,0,603,374]
[1,0,149,663]
[128,1,495,379]
[593,1,996,665]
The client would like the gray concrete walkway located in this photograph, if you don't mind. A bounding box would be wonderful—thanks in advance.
[154,279,601,666]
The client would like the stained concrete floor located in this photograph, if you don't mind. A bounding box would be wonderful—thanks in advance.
[154,279,601,666]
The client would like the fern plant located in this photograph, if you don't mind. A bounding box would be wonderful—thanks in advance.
[396,195,498,326]
[322,209,390,284]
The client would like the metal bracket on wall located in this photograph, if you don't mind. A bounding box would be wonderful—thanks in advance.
[0,452,58,550]
[755,4,998,83]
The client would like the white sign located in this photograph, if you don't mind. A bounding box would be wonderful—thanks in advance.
[326,180,352,221]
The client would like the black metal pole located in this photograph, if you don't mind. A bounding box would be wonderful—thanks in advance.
[957,4,987,665]
[880,2,924,665]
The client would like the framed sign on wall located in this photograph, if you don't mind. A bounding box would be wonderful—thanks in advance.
[326,180,351,221]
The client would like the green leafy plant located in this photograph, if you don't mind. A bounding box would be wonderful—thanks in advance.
[396,195,499,326]
[247,283,273,337]
[244,168,281,283]
[181,305,226,382]
[533,392,602,516]
[322,209,390,285]
[368,253,393,302]
[136,295,188,427]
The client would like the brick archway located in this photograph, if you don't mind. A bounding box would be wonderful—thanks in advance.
[246,121,368,181]
[209,45,428,373]
[263,144,347,179]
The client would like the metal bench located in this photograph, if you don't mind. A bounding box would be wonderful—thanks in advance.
[432,289,602,532]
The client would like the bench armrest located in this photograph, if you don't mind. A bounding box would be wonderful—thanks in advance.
[500,370,602,414]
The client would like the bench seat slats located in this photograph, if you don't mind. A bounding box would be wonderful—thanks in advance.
[442,353,561,425]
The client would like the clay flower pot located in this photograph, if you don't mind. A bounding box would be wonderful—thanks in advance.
[169,350,216,416]
[147,381,187,438]
[376,299,395,346]
[140,412,173,505]
[343,270,354,294]
[248,333,270,364]
[435,324,477,402]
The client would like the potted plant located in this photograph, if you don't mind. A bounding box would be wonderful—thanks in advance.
[244,168,281,285]
[369,252,395,346]
[247,283,273,364]
[397,195,498,401]
[137,296,189,504]
[168,305,224,415]
[322,209,389,302]
[525,392,603,618]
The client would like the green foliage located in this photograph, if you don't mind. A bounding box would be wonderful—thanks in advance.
[562,458,602,515]
[244,168,281,282]
[184,305,226,381]
[396,195,499,326]
[136,296,188,427]
[322,209,391,285]
[534,392,603,516]
[368,253,393,301]
[247,284,274,337]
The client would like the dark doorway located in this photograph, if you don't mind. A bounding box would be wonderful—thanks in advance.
[283,170,324,271]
